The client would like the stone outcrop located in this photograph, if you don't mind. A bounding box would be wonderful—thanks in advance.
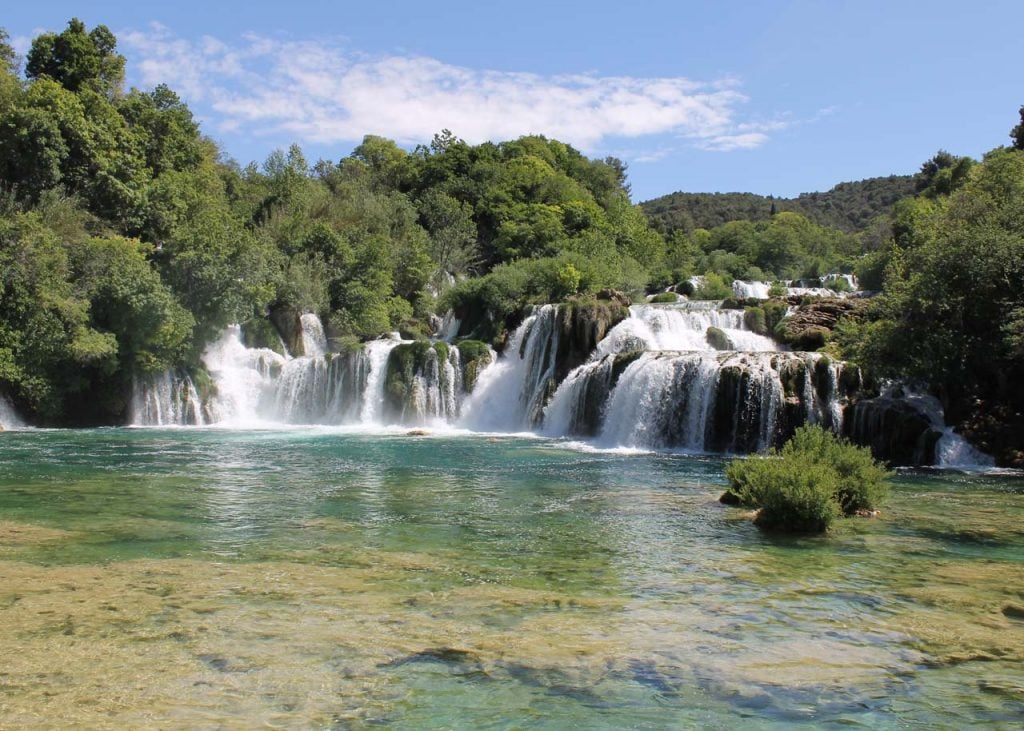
[843,396,941,466]
[777,298,868,350]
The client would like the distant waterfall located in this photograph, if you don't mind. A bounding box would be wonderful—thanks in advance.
[0,396,26,430]
[936,428,996,468]
[595,304,779,356]
[732,280,771,299]
[132,370,206,426]
[299,312,329,357]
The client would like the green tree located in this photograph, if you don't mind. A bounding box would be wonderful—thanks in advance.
[25,18,125,96]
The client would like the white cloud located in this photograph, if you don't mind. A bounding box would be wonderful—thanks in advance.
[121,25,772,153]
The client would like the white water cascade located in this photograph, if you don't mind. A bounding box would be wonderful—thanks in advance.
[127,302,882,459]
[459,305,560,431]
[132,371,207,426]
[0,396,25,430]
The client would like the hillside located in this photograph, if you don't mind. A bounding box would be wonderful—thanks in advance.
[641,174,916,235]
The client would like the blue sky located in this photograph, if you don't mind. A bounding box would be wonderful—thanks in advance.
[5,1,1022,201]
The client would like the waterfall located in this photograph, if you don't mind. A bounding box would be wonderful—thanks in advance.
[390,344,463,425]
[731,280,771,299]
[586,352,843,453]
[936,428,996,468]
[0,396,25,430]
[299,313,328,357]
[359,337,403,424]
[132,371,206,426]
[436,311,461,342]
[127,300,849,456]
[202,326,288,425]
[594,304,779,356]
[460,305,559,431]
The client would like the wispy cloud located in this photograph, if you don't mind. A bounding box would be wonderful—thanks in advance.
[121,24,775,154]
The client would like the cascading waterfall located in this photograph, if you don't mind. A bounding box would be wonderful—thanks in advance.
[299,312,329,357]
[547,351,843,453]
[131,371,206,426]
[594,304,779,356]
[359,337,402,424]
[459,305,559,431]
[0,395,25,430]
[732,280,771,299]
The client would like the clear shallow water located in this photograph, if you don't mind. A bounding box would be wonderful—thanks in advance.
[0,429,1022,728]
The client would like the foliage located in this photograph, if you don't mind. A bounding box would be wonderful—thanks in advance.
[725,426,891,533]
[642,175,915,235]
[692,272,733,300]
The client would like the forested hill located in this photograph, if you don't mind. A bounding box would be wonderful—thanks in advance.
[641,174,915,235]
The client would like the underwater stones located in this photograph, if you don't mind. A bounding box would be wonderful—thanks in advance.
[1002,604,1024,621]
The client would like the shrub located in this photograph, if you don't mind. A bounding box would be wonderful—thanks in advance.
[723,425,891,533]
[649,291,679,303]
[705,326,730,350]
[693,272,733,300]
[768,281,788,298]
[743,306,767,335]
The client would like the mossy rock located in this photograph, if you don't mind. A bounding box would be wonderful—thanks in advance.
[240,317,287,355]
[743,306,767,335]
[611,350,644,384]
[706,326,730,351]
[649,292,679,304]
[269,304,304,357]
[384,341,435,416]
[553,299,630,383]
[457,340,493,393]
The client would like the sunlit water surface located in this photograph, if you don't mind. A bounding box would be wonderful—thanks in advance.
[1,428,1022,728]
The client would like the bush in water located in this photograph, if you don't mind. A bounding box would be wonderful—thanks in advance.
[724,425,891,533]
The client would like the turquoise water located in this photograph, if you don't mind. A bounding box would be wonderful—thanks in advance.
[1,428,1022,728]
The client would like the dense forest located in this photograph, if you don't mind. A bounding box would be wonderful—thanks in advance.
[0,19,1022,463]
[642,175,916,235]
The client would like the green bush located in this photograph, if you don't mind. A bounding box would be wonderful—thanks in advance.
[724,425,891,533]
[649,291,679,303]
[693,272,733,300]
[705,326,730,350]
[743,306,767,335]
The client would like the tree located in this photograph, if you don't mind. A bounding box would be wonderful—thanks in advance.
[1011,105,1024,151]
[0,28,18,76]
[25,18,125,96]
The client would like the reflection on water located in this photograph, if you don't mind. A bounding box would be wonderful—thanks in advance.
[0,429,1022,727]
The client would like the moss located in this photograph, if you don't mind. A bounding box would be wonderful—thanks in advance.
[762,299,789,333]
[385,342,434,415]
[649,292,678,303]
[457,340,494,393]
[743,306,767,335]
[706,326,730,351]
[188,366,215,406]
[240,317,286,356]
[611,350,644,384]
[398,318,432,341]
